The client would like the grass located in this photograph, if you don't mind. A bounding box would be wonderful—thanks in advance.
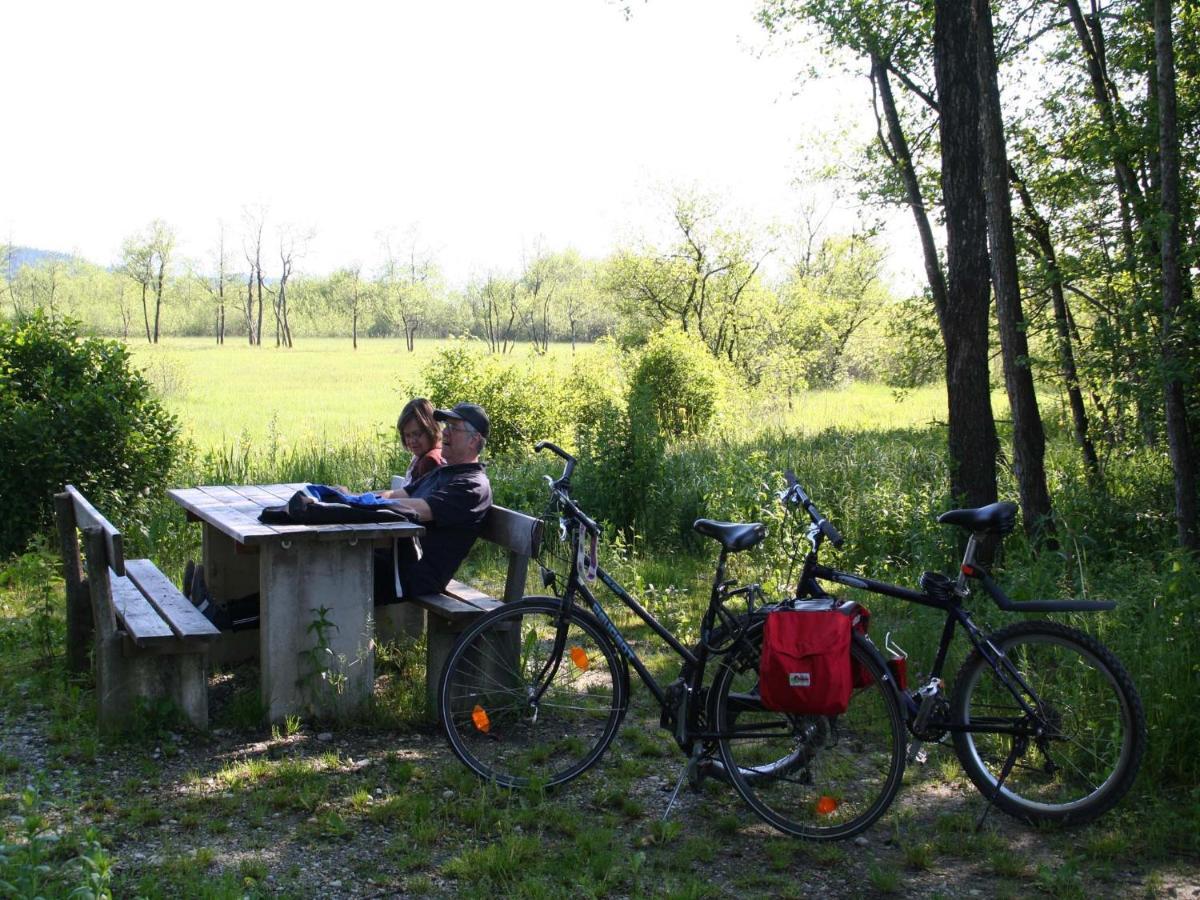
[2,338,1198,895]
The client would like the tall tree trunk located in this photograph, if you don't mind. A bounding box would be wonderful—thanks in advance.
[153,259,165,344]
[1011,168,1100,476]
[974,0,1053,541]
[872,55,951,322]
[933,1,999,510]
[141,282,152,344]
[245,271,255,345]
[1154,0,1198,550]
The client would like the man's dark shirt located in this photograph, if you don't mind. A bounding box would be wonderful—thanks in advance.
[394,461,492,597]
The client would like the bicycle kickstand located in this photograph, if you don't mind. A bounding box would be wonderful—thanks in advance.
[663,763,689,822]
[975,735,1025,832]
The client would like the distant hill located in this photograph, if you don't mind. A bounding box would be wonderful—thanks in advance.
[5,246,80,279]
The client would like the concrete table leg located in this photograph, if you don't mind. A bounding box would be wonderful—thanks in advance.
[259,539,375,722]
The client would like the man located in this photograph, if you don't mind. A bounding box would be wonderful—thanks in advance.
[377,402,493,599]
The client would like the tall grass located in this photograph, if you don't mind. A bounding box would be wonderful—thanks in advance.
[76,339,1200,794]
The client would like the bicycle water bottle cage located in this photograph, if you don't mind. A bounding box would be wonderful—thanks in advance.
[693,519,767,552]
[936,502,1018,536]
[919,571,956,603]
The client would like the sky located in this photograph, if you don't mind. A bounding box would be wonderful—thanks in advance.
[2,0,920,289]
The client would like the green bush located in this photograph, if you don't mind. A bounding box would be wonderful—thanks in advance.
[415,340,572,458]
[0,313,181,557]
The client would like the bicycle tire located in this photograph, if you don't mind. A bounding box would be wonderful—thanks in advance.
[712,623,906,840]
[950,620,1146,825]
[438,596,628,789]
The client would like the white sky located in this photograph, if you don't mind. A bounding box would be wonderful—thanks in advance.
[2,0,921,289]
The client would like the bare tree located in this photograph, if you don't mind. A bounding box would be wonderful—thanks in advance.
[242,207,267,346]
[120,233,155,343]
[378,228,436,351]
[148,220,176,344]
[191,223,234,344]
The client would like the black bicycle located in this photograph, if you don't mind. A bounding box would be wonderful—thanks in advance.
[779,470,1146,826]
[438,443,907,840]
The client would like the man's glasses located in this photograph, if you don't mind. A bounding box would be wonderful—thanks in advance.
[441,423,472,434]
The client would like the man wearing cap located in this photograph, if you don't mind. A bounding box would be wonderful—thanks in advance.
[377,402,493,598]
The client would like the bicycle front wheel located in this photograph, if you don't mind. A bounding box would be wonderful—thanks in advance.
[438,596,628,789]
[951,620,1146,825]
[712,625,906,840]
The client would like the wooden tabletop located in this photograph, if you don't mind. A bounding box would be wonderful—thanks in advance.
[167,483,424,546]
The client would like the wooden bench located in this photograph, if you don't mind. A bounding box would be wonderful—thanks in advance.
[378,504,542,716]
[54,485,220,731]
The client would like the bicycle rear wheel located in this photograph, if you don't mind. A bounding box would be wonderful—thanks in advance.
[712,625,906,840]
[438,596,628,789]
[951,620,1145,825]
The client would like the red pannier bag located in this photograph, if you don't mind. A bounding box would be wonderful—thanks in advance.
[850,604,872,689]
[758,609,853,715]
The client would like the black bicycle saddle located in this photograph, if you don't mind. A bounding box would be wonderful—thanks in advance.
[693,519,767,552]
[936,501,1018,535]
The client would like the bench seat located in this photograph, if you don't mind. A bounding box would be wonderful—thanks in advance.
[55,485,217,730]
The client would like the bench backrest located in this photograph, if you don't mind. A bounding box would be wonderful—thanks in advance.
[478,504,543,604]
[59,484,125,575]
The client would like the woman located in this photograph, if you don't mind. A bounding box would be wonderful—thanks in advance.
[390,397,444,491]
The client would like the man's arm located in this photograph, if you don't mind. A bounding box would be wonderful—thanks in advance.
[386,496,433,522]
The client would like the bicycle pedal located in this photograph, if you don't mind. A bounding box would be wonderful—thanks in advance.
[907,741,928,764]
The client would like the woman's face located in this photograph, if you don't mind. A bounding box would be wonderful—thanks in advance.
[401,420,435,457]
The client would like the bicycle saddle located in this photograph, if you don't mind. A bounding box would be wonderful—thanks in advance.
[693,519,767,552]
[936,501,1018,535]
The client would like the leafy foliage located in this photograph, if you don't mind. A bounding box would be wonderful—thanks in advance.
[0,313,180,556]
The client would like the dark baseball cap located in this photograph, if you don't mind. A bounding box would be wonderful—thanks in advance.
[434,402,490,440]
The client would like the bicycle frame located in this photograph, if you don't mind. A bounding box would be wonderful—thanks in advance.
[796,525,1110,737]
[537,510,754,750]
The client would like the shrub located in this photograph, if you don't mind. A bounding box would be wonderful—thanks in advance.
[0,313,181,557]
[415,339,572,458]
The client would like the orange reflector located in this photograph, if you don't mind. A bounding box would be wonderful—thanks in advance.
[471,705,490,733]
[815,796,839,816]
[570,646,590,671]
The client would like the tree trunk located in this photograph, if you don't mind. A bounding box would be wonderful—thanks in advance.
[1011,168,1100,476]
[871,54,951,322]
[934,0,999,510]
[974,0,1053,542]
[1154,0,1198,550]
[141,282,152,344]
[153,259,164,344]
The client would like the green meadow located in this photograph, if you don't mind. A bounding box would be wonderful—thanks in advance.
[127,336,960,448]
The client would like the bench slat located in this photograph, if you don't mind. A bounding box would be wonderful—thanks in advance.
[65,485,124,576]
[124,559,221,641]
[480,505,542,558]
[110,573,175,645]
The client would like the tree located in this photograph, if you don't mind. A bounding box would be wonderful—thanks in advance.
[933,0,999,510]
[1154,0,1198,550]
[191,223,235,344]
[606,189,769,366]
[148,220,175,344]
[378,228,437,351]
[120,231,155,343]
[974,0,1053,539]
[242,207,268,346]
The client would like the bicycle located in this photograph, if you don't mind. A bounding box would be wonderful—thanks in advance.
[438,443,907,840]
[779,470,1146,827]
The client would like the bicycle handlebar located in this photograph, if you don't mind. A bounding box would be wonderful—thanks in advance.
[535,440,600,535]
[783,469,844,548]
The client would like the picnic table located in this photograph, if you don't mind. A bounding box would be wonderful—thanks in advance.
[168,483,424,722]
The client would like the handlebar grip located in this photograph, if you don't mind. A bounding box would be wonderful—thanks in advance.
[536,440,576,480]
[820,520,844,549]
